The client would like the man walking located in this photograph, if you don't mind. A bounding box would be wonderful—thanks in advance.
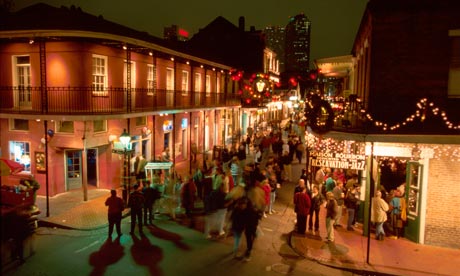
[105,189,124,239]
[128,184,145,235]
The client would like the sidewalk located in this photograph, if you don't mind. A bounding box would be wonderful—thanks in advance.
[35,158,459,276]
[290,216,458,276]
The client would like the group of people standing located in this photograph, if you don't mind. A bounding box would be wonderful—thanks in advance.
[293,166,362,243]
[371,186,407,241]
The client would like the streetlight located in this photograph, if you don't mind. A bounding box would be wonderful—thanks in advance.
[112,129,134,203]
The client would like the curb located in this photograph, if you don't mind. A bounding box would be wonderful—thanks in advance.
[288,231,398,276]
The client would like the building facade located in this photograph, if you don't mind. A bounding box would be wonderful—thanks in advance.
[0,4,240,198]
[311,0,460,249]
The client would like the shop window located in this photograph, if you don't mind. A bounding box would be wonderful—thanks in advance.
[9,141,31,172]
[10,119,29,131]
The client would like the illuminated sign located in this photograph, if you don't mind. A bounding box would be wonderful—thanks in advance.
[181,118,188,129]
[163,120,173,131]
[309,152,366,170]
[178,28,189,38]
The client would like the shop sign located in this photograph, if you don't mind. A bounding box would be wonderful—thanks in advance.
[309,152,366,170]
[144,162,173,170]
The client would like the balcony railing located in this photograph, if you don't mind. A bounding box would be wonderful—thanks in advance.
[0,86,241,115]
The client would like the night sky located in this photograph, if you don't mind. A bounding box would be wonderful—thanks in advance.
[12,0,368,62]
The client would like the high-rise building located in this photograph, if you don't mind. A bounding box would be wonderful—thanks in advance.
[285,13,311,75]
[163,24,190,41]
[264,26,285,72]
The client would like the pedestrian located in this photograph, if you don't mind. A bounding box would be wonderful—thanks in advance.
[371,190,389,240]
[181,175,197,228]
[8,205,35,264]
[204,183,227,238]
[332,180,345,228]
[161,147,171,162]
[325,191,338,243]
[345,184,360,231]
[308,185,323,233]
[281,150,292,182]
[105,189,124,239]
[230,195,249,258]
[136,155,147,185]
[267,172,278,214]
[192,166,204,200]
[128,184,145,235]
[259,178,271,218]
[293,185,311,234]
[142,181,156,225]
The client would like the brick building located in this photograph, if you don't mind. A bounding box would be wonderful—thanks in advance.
[0,4,241,198]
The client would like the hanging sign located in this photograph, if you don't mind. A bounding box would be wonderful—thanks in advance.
[309,152,366,170]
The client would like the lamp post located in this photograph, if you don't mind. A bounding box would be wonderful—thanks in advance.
[112,129,134,203]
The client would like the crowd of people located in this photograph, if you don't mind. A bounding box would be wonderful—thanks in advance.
[292,166,362,243]
[104,125,407,262]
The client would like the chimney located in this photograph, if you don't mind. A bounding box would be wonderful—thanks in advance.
[239,16,245,31]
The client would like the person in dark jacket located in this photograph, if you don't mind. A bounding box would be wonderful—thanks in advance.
[105,189,125,239]
[128,184,145,235]
[181,175,197,227]
[142,182,156,225]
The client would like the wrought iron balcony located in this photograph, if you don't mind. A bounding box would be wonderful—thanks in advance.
[0,86,241,115]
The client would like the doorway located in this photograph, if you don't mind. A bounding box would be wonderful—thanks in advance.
[86,148,98,187]
[164,132,170,151]
[65,150,82,190]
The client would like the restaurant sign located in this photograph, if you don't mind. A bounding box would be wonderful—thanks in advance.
[309,152,366,171]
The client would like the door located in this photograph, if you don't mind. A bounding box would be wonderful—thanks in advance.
[405,162,423,243]
[66,150,82,190]
[13,56,32,109]
[164,132,170,152]
[86,148,97,186]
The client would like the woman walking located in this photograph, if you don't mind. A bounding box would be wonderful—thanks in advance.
[371,190,389,240]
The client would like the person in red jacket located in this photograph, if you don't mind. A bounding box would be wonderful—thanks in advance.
[293,185,311,234]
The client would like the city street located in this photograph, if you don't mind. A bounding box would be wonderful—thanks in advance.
[3,162,354,276]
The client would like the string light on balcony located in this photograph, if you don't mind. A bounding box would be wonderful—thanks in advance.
[344,97,459,131]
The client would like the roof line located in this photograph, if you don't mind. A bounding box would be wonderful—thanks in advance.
[0,29,232,69]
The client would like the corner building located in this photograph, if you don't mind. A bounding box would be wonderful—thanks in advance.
[0,4,241,197]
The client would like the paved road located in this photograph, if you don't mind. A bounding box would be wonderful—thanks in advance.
[3,163,356,276]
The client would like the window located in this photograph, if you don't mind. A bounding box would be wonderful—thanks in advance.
[205,74,211,96]
[181,70,189,94]
[9,141,31,173]
[92,55,108,96]
[123,60,136,89]
[56,121,74,133]
[217,74,221,93]
[448,31,460,98]
[93,120,107,133]
[194,73,202,92]
[135,116,147,126]
[166,67,174,90]
[10,119,29,131]
[147,64,157,95]
[12,55,31,107]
